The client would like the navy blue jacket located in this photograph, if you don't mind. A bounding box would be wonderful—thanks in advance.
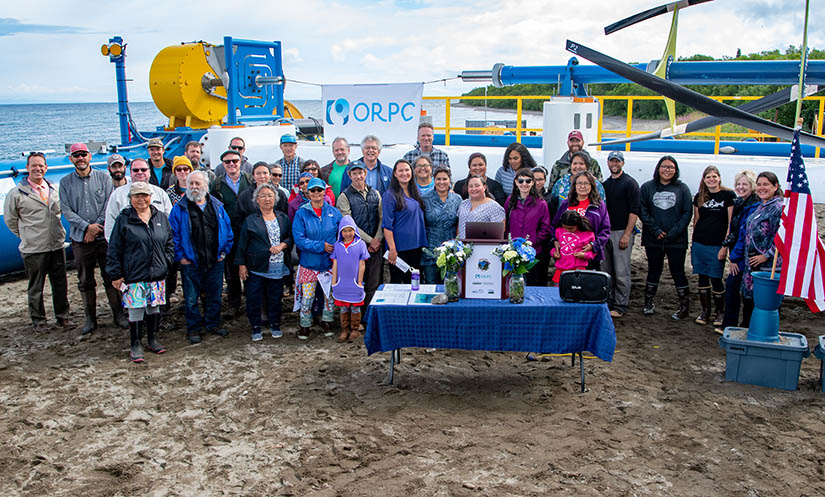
[234,211,293,273]
[168,195,234,269]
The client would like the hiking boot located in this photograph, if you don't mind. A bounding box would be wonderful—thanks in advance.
[32,322,49,333]
[643,283,658,316]
[695,286,711,325]
[56,317,75,330]
[671,286,690,320]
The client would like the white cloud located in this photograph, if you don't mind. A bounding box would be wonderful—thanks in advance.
[0,0,821,105]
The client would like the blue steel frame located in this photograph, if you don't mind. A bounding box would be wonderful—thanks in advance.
[106,36,132,146]
[223,37,285,125]
[498,58,825,96]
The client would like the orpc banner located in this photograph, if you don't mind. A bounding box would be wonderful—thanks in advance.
[322,83,424,145]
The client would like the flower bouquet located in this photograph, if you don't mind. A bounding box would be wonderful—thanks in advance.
[424,239,473,301]
[492,235,537,303]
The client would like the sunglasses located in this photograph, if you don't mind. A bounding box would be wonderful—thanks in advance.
[272,173,282,177]
[303,167,318,171]
[308,187,324,193]
[230,145,244,150]
[175,168,190,173]
[516,178,533,184]
[71,151,89,158]
[131,168,149,173]
[223,159,240,164]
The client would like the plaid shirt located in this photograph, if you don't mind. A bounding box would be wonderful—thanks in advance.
[275,155,305,189]
[402,145,450,169]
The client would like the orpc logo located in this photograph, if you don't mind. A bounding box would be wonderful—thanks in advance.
[326,98,416,125]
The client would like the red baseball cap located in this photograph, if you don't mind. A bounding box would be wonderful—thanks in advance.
[69,143,90,154]
[568,130,584,141]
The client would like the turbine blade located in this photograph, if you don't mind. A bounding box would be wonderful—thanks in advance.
[604,0,714,35]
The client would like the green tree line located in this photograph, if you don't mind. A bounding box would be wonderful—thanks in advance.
[459,46,824,129]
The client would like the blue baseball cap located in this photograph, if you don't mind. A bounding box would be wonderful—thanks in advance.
[307,177,326,190]
[607,150,625,161]
[280,134,297,144]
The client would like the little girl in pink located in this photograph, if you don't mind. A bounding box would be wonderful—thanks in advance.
[551,210,595,285]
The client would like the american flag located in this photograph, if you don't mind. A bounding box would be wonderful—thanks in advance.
[774,129,825,313]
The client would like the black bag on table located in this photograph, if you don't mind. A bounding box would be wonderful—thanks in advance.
[559,270,611,304]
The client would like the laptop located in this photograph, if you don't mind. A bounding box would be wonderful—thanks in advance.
[465,221,506,240]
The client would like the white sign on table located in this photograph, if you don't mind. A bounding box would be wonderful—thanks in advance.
[464,243,503,299]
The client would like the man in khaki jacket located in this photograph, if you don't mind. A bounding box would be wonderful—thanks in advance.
[3,153,73,332]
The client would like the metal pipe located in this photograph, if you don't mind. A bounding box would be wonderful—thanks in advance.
[109,36,132,146]
[254,75,284,86]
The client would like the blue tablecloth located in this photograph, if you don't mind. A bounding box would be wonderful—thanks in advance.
[365,286,616,361]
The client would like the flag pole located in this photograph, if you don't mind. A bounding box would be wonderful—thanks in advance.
[794,0,811,125]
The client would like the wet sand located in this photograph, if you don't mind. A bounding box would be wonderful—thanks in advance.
[1,209,824,496]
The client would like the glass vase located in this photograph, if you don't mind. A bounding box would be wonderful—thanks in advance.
[509,274,525,304]
[444,271,460,302]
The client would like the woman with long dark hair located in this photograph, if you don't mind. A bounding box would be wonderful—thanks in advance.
[382,159,428,284]
[506,168,551,285]
[495,143,538,196]
[737,171,783,326]
[690,165,735,326]
[639,155,693,319]
[551,171,610,271]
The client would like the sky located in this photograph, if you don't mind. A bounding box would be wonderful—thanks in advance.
[0,0,821,104]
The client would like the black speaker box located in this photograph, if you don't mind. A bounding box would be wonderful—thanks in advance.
[559,270,611,304]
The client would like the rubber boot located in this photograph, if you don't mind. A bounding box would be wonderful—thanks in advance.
[129,321,144,363]
[643,283,658,316]
[695,286,711,325]
[145,313,166,354]
[671,286,690,320]
[348,312,362,342]
[80,290,97,335]
[711,291,725,327]
[106,286,128,329]
[338,311,351,343]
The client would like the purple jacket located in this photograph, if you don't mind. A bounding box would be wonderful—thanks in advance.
[331,215,370,303]
[505,195,551,254]
[551,199,611,261]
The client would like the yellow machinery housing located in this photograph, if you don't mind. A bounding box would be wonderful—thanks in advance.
[149,41,303,129]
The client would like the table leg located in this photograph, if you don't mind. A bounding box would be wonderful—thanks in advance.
[579,352,586,393]
[571,352,575,367]
[388,349,396,385]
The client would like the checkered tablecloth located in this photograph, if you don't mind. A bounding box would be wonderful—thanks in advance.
[365,286,616,361]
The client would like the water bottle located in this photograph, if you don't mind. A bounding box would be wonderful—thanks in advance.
[410,269,420,291]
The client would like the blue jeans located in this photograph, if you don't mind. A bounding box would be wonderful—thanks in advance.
[246,273,284,330]
[720,261,746,328]
[180,261,224,333]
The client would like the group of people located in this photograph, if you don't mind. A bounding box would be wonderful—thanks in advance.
[3,123,785,363]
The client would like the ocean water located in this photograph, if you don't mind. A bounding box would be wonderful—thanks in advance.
[0,100,544,161]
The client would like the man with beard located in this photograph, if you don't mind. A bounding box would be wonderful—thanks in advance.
[104,158,172,241]
[59,143,122,333]
[169,170,233,344]
[549,130,603,185]
[184,140,215,187]
[107,154,127,188]
[146,137,175,189]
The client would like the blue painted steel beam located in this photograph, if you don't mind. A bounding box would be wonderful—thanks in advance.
[107,36,132,146]
[495,59,825,89]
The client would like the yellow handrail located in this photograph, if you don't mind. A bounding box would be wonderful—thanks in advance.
[424,94,825,157]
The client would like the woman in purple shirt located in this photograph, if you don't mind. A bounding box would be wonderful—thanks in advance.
[551,171,611,270]
[383,159,428,284]
[506,168,551,286]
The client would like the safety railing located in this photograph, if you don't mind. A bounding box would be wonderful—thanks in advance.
[424,94,825,158]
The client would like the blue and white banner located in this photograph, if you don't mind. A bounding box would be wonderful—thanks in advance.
[322,83,423,145]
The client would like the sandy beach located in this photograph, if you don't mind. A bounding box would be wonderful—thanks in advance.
[1,209,824,497]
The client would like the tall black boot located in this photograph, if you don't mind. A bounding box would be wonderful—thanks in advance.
[671,286,690,320]
[145,313,166,354]
[129,321,144,363]
[695,286,711,325]
[643,283,658,315]
[106,286,128,329]
[711,290,725,327]
[80,290,97,335]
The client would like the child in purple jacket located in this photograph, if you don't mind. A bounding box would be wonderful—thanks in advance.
[331,215,369,342]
